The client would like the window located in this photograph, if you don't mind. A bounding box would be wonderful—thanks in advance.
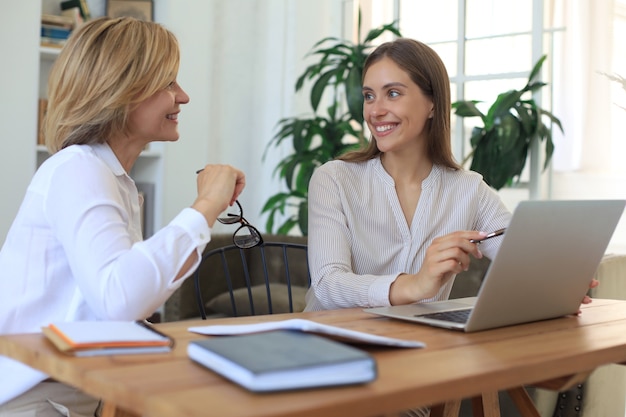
[360,0,626,250]
[397,0,555,188]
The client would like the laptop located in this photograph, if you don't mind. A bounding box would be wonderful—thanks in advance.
[364,200,626,332]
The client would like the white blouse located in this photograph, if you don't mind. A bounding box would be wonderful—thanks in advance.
[0,143,211,404]
[305,157,511,311]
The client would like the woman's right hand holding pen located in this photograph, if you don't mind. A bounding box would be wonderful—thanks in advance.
[390,230,488,305]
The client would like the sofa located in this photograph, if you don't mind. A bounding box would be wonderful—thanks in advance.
[164,237,626,417]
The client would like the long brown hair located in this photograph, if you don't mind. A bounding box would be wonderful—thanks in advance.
[44,17,180,153]
[339,38,460,169]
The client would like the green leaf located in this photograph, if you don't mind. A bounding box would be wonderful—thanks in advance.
[469,127,485,149]
[527,55,547,84]
[494,114,521,154]
[539,108,564,133]
[485,90,522,124]
[524,81,548,93]
[311,69,339,112]
[296,160,316,192]
[346,65,364,124]
[298,201,308,236]
[261,193,290,213]
[363,21,401,43]
[543,131,555,170]
[277,218,299,235]
[452,100,485,120]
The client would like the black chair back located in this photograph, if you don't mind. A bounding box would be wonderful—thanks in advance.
[193,242,310,319]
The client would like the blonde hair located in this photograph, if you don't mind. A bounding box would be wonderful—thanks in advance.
[339,38,460,170]
[44,17,180,153]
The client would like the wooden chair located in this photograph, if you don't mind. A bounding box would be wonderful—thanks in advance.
[193,242,310,319]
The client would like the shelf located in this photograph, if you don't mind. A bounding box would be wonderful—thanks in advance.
[40,45,62,60]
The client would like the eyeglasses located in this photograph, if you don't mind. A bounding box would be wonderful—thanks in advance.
[217,200,264,249]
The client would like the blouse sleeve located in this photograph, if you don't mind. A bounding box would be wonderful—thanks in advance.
[45,157,211,320]
[472,180,512,260]
[307,165,398,310]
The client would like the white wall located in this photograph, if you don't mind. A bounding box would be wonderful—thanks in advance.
[0,3,40,239]
[0,0,345,240]
[149,0,345,234]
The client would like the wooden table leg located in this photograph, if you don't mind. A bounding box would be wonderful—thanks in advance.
[100,401,139,417]
[430,399,461,417]
[471,392,500,417]
[507,387,540,417]
[431,388,541,417]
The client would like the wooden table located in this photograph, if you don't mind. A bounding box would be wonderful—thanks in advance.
[2,299,626,417]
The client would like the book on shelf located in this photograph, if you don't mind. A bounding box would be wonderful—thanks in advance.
[41,25,72,40]
[37,99,48,146]
[61,0,91,21]
[40,11,77,48]
[61,7,84,28]
[41,13,74,28]
[187,330,377,392]
[40,37,66,49]
[42,320,173,357]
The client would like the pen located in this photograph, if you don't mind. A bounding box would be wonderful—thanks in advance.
[470,228,506,244]
[196,169,204,174]
[136,320,175,348]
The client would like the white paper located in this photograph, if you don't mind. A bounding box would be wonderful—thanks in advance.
[188,318,424,348]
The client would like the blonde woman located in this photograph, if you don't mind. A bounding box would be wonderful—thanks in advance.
[0,17,245,416]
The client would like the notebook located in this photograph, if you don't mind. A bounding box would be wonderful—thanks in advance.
[364,199,626,332]
[42,320,173,356]
[188,330,377,392]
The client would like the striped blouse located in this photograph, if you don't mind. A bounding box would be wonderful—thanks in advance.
[304,156,512,312]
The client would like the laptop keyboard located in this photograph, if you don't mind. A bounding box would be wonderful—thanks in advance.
[416,308,472,324]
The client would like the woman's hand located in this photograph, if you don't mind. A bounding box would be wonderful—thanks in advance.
[577,278,599,315]
[390,230,488,305]
[192,164,246,227]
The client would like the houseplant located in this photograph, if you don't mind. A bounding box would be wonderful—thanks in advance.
[452,55,563,190]
[261,17,401,235]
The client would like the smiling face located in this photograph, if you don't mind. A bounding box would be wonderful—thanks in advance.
[362,57,434,156]
[126,80,190,145]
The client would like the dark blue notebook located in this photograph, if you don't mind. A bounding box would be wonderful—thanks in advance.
[187,330,377,392]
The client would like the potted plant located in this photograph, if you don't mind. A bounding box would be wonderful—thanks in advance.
[261,16,401,235]
[452,55,563,190]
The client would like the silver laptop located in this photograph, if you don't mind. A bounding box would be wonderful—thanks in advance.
[364,200,626,332]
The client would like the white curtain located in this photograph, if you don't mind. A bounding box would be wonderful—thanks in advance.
[551,0,615,172]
